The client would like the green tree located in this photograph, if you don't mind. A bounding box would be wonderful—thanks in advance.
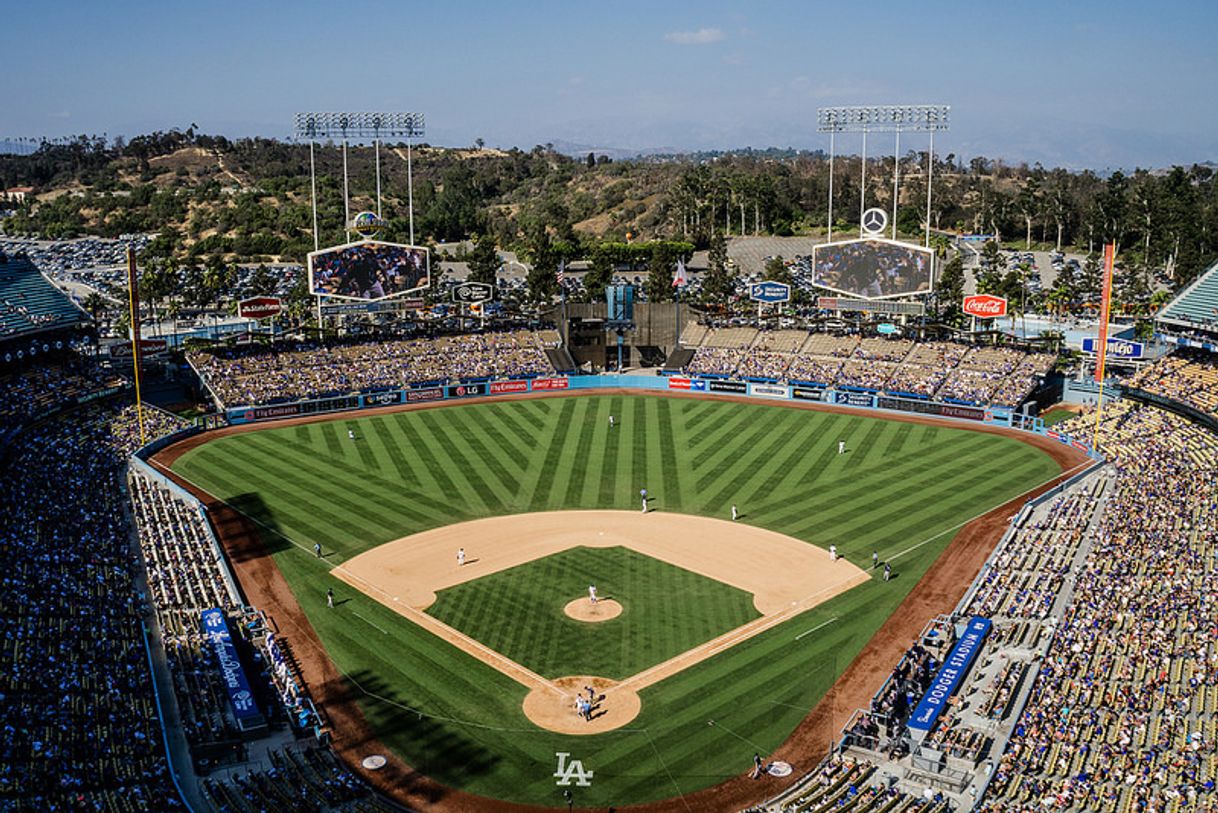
[763,255,791,284]
[466,234,500,287]
[701,233,733,306]
[935,255,965,325]
[644,242,681,303]
[583,246,615,304]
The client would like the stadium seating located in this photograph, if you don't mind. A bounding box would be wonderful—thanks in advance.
[0,256,87,338]
[188,330,554,408]
[0,399,189,811]
[1130,351,1218,419]
[977,402,1218,812]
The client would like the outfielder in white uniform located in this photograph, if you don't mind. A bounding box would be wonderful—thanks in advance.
[838,440,845,454]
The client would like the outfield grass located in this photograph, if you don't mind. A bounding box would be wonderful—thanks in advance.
[173,394,1061,806]
[427,545,760,679]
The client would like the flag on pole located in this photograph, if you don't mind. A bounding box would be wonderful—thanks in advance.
[556,259,565,285]
[1094,243,1115,384]
[672,257,687,288]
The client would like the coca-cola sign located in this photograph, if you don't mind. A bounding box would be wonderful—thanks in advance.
[962,294,1008,318]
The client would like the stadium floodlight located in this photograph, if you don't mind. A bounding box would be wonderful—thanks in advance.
[294,111,427,296]
[817,105,950,247]
[294,112,425,140]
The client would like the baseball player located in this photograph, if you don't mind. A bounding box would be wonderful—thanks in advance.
[884,562,892,582]
[640,488,648,513]
[829,543,838,561]
[314,543,322,558]
[588,584,598,604]
[838,440,845,455]
[731,504,738,521]
[872,551,879,570]
[609,414,615,428]
[326,588,334,609]
[457,547,466,567]
[349,429,356,440]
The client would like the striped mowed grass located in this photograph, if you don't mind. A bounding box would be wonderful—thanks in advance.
[172,394,1060,807]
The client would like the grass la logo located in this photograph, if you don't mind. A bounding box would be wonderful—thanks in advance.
[554,752,593,787]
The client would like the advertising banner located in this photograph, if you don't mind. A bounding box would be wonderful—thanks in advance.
[238,296,283,319]
[749,383,789,399]
[907,616,992,734]
[490,380,529,394]
[708,380,747,394]
[452,282,494,304]
[1081,336,1143,359]
[791,387,824,401]
[940,404,985,421]
[406,387,444,403]
[531,377,569,391]
[667,378,707,391]
[109,339,168,359]
[962,294,1008,319]
[200,608,263,726]
[833,391,876,407]
[240,403,302,422]
[362,391,403,407]
[749,281,792,303]
[446,383,487,398]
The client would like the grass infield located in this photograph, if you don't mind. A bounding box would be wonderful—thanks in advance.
[427,545,761,680]
[172,394,1060,807]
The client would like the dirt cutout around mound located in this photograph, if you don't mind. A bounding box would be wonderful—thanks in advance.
[564,597,622,622]
[522,676,641,735]
[333,511,869,734]
[152,390,1094,813]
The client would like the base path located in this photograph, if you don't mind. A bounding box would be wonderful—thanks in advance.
[333,511,870,734]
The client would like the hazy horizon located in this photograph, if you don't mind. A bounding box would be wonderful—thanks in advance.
[4,0,1216,172]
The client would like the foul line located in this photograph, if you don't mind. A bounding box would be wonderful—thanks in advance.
[352,611,389,635]
[794,616,839,641]
[884,460,1094,565]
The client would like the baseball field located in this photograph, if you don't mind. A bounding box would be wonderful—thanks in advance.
[167,393,1065,809]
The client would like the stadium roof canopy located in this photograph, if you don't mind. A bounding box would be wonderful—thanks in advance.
[1157,257,1218,337]
[0,254,90,342]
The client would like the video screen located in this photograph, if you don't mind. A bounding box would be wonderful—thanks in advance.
[812,239,932,299]
[308,241,430,301]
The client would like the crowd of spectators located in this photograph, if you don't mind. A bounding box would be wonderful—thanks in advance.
[201,746,398,813]
[681,327,1054,408]
[0,399,188,810]
[0,357,125,433]
[979,401,1218,812]
[188,330,553,408]
[1130,350,1218,419]
[756,755,950,813]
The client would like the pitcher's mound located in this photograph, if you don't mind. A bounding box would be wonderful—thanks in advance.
[522,676,641,734]
[564,597,622,622]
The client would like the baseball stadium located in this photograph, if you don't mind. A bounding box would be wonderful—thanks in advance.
[3,98,1218,813]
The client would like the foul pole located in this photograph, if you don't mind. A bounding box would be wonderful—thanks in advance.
[1091,243,1116,450]
[125,247,147,446]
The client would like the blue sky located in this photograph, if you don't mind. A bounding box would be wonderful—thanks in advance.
[3,0,1216,169]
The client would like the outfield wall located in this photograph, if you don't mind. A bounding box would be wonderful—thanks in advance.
[221,374,1099,458]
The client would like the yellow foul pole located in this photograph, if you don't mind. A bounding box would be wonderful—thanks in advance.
[1091,243,1116,451]
[126,247,147,446]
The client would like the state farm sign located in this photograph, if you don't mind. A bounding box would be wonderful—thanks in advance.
[962,294,1008,319]
[238,297,283,319]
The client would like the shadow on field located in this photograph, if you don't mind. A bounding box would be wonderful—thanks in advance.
[337,669,502,791]
[208,492,293,562]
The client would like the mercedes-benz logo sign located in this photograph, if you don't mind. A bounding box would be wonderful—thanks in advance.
[861,207,888,236]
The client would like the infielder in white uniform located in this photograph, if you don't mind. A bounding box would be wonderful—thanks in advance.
[457,547,466,567]
[731,504,738,521]
[588,584,598,604]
